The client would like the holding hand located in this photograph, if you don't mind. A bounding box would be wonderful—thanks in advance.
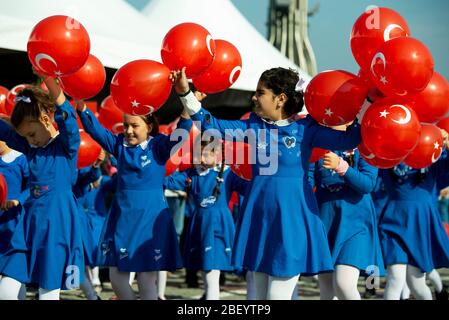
[441,129,449,149]
[33,66,65,105]
[322,152,340,170]
[194,91,207,102]
[169,67,190,95]
[1,200,19,211]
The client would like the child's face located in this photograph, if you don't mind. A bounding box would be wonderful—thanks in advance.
[252,81,285,120]
[123,114,151,146]
[16,116,53,147]
[194,147,217,170]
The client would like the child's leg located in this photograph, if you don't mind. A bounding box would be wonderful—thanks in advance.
[406,265,432,300]
[0,276,23,300]
[109,267,136,300]
[129,272,136,285]
[90,267,101,287]
[80,276,98,300]
[318,272,335,300]
[401,280,410,299]
[253,272,269,300]
[267,274,300,300]
[38,288,60,300]
[202,270,220,300]
[333,265,361,300]
[246,271,256,300]
[136,271,158,300]
[157,271,167,300]
[18,284,27,300]
[426,269,443,293]
[384,264,407,300]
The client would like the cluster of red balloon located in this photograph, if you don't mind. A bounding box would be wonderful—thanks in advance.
[350,7,449,169]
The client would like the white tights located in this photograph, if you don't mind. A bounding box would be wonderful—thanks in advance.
[385,264,432,300]
[202,270,221,300]
[319,265,361,300]
[253,272,299,300]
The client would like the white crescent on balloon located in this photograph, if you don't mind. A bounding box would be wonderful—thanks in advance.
[383,24,407,42]
[206,35,214,56]
[370,52,387,76]
[389,104,411,125]
[35,53,58,73]
[363,152,376,160]
[229,66,242,85]
[143,105,155,115]
[431,151,440,163]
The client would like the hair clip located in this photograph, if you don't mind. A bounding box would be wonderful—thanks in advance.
[295,77,307,93]
[15,96,31,103]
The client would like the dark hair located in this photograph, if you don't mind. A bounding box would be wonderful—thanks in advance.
[137,114,159,137]
[10,86,56,128]
[259,67,304,116]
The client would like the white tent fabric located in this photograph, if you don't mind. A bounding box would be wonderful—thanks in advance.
[141,0,311,91]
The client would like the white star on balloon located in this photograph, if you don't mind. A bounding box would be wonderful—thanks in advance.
[131,100,140,108]
[54,71,63,77]
[380,76,388,85]
[434,142,440,149]
[325,108,333,117]
[379,110,389,118]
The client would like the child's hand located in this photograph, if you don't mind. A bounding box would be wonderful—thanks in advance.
[194,91,207,102]
[1,200,19,211]
[93,149,105,168]
[322,152,340,170]
[32,66,50,80]
[75,100,87,112]
[169,67,190,95]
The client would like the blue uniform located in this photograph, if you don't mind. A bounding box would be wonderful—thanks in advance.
[189,108,361,277]
[371,176,388,221]
[0,100,84,290]
[78,109,192,272]
[310,149,384,275]
[378,158,449,272]
[164,166,248,271]
[0,150,29,254]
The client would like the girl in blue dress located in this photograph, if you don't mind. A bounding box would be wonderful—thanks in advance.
[0,73,84,300]
[164,137,249,300]
[76,99,192,300]
[309,125,384,300]
[379,133,449,300]
[171,67,362,299]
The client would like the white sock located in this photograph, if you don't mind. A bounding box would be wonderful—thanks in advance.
[333,265,361,300]
[0,276,23,300]
[157,271,167,299]
[202,270,220,300]
[401,281,411,299]
[267,274,300,300]
[426,269,443,293]
[246,271,256,300]
[384,264,407,300]
[319,273,335,300]
[129,272,136,286]
[38,288,60,300]
[80,277,98,300]
[137,272,158,300]
[406,265,432,300]
[90,267,101,286]
[109,267,136,300]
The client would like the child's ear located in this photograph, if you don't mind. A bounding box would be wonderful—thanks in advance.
[40,114,51,127]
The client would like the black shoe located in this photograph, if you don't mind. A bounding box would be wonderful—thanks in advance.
[435,286,448,300]
[219,273,226,286]
[199,294,206,300]
[363,287,376,299]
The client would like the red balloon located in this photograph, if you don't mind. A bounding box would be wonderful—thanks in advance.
[408,72,449,124]
[444,223,449,239]
[404,123,443,169]
[358,69,385,103]
[68,100,98,129]
[358,142,403,169]
[110,60,171,116]
[77,129,102,169]
[224,141,252,180]
[350,7,410,71]
[309,148,328,163]
[165,124,200,176]
[192,39,242,93]
[240,112,252,120]
[0,173,8,202]
[361,97,421,160]
[98,96,124,134]
[60,54,106,100]
[161,22,215,78]
[370,37,434,97]
[0,86,8,114]
[27,15,90,77]
[437,117,449,133]
[305,70,368,126]
[5,84,28,115]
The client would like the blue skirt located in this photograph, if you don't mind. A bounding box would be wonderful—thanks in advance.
[233,176,334,277]
[0,190,85,290]
[379,198,449,272]
[98,188,182,272]
[184,206,235,271]
[77,204,102,267]
[0,206,23,255]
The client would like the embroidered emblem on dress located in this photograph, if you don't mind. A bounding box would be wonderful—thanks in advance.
[283,136,296,149]
[119,248,128,259]
[200,196,217,207]
[141,154,151,167]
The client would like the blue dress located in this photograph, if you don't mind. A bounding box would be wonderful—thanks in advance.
[0,150,29,255]
[78,109,192,272]
[164,166,249,271]
[189,108,361,277]
[73,166,102,267]
[0,100,84,290]
[310,149,384,275]
[371,176,388,221]
[378,159,449,272]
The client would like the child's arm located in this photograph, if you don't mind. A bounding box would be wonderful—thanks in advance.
[227,170,250,196]
[308,118,361,151]
[163,170,190,191]
[76,101,119,157]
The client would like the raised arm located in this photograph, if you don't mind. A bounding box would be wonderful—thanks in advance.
[163,169,190,191]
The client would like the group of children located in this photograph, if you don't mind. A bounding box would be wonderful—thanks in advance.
[0,65,449,300]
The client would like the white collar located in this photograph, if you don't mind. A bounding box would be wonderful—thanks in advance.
[30,131,60,148]
[0,150,22,163]
[195,165,229,176]
[122,136,153,150]
[260,114,302,127]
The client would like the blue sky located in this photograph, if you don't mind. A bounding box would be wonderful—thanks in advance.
[127,0,449,80]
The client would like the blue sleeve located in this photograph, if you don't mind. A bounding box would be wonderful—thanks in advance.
[0,120,29,154]
[306,116,361,151]
[164,170,189,191]
[55,99,80,159]
[433,149,449,189]
[190,107,250,141]
[226,170,249,196]
[307,162,316,188]
[100,174,117,192]
[343,156,378,194]
[17,156,30,205]
[153,117,193,163]
[77,108,119,157]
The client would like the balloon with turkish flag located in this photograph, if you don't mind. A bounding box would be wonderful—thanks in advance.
[110,60,171,116]
[5,84,28,115]
[27,15,90,77]
[404,123,443,169]
[192,39,242,93]
[350,7,410,72]
[98,96,124,134]
[60,54,106,100]
[161,22,215,78]
[165,124,200,176]
[304,70,368,126]
[358,69,385,103]
[370,37,434,97]
[77,129,102,169]
[0,173,7,202]
[0,86,8,114]
[361,97,421,160]
[224,141,252,180]
[358,142,404,169]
